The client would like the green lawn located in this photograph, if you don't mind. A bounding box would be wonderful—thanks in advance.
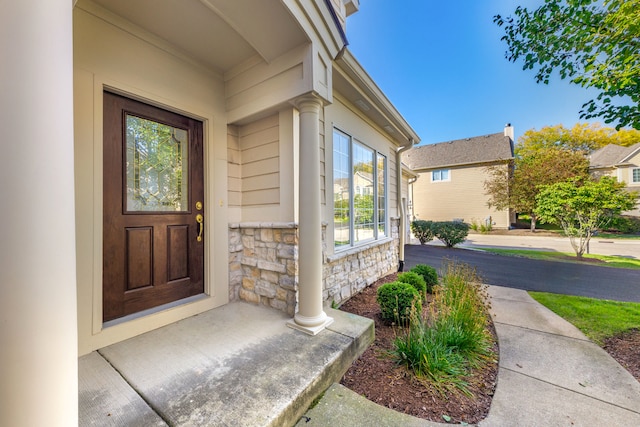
[593,232,640,240]
[529,292,640,345]
[480,248,640,270]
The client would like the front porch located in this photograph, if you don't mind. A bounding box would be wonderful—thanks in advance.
[79,302,373,426]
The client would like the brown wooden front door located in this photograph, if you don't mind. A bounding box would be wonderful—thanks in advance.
[103,92,204,322]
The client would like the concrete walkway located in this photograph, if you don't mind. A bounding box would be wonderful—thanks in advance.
[79,303,373,426]
[299,286,640,426]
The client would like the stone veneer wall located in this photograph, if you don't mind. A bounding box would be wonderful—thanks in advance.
[322,218,400,305]
[229,223,298,316]
[228,218,400,315]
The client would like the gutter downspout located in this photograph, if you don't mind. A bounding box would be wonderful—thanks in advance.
[396,139,415,271]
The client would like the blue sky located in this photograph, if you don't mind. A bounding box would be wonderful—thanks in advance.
[346,1,601,145]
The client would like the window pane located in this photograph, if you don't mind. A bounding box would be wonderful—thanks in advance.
[377,153,386,237]
[633,168,640,183]
[126,114,189,212]
[441,169,449,180]
[333,131,351,247]
[353,142,374,243]
[432,170,439,181]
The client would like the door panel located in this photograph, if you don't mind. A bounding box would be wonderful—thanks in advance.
[103,91,204,322]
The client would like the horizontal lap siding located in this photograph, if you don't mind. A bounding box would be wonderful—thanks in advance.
[228,126,241,207]
[239,114,280,207]
[413,164,511,228]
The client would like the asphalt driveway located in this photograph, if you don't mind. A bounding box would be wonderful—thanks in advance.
[404,244,640,303]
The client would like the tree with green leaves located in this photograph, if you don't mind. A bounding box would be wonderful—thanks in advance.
[536,177,638,259]
[485,146,589,231]
[495,0,640,129]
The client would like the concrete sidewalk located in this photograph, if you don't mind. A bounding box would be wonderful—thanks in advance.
[299,286,640,426]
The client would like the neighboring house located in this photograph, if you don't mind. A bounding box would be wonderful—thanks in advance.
[403,125,515,229]
[2,0,421,423]
[590,142,640,215]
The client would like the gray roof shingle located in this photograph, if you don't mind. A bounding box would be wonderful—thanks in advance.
[403,132,514,170]
[590,142,640,168]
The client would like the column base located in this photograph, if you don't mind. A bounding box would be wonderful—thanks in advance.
[287,316,334,336]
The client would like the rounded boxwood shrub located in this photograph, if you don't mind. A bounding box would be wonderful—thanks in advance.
[410,220,435,244]
[410,264,438,294]
[397,271,427,301]
[434,221,470,248]
[376,281,422,324]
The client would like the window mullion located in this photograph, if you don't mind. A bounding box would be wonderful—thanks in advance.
[373,151,378,240]
[349,137,354,247]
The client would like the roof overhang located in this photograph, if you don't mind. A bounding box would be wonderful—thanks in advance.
[333,48,420,148]
[84,0,311,74]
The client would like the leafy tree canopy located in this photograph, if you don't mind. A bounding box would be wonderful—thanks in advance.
[485,146,590,230]
[516,123,640,157]
[495,0,640,129]
[536,177,638,258]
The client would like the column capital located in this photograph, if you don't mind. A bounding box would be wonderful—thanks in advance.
[293,93,323,113]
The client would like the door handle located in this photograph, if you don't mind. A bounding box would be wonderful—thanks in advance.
[196,214,204,241]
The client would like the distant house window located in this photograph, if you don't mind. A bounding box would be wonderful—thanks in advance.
[633,168,640,183]
[333,129,387,249]
[432,169,450,182]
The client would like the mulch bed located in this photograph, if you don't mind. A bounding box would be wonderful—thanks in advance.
[339,273,640,424]
[603,328,640,382]
[339,273,499,425]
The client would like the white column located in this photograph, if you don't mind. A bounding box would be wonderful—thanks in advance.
[0,1,78,426]
[287,96,333,335]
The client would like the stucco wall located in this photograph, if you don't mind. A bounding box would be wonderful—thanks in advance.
[412,163,512,229]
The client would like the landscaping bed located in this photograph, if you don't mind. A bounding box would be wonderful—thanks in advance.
[339,273,499,425]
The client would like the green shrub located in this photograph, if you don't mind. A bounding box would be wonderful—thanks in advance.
[410,220,435,244]
[376,281,422,324]
[410,264,438,294]
[397,271,427,301]
[392,261,493,394]
[433,221,470,247]
[604,215,640,234]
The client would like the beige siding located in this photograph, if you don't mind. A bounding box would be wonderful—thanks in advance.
[622,151,640,187]
[412,163,512,229]
[227,125,241,208]
[388,146,398,217]
[238,114,280,208]
[621,151,640,215]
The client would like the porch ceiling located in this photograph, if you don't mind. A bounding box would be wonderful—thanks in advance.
[90,0,308,74]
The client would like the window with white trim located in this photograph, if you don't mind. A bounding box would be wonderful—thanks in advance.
[432,169,450,182]
[633,168,640,183]
[333,129,387,248]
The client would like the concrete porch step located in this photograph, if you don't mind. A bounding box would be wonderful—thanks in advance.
[79,302,374,426]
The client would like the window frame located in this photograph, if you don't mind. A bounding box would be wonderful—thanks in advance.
[632,167,640,184]
[333,128,388,250]
[431,169,450,182]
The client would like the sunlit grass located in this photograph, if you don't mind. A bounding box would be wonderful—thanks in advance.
[480,248,640,269]
[529,292,640,345]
